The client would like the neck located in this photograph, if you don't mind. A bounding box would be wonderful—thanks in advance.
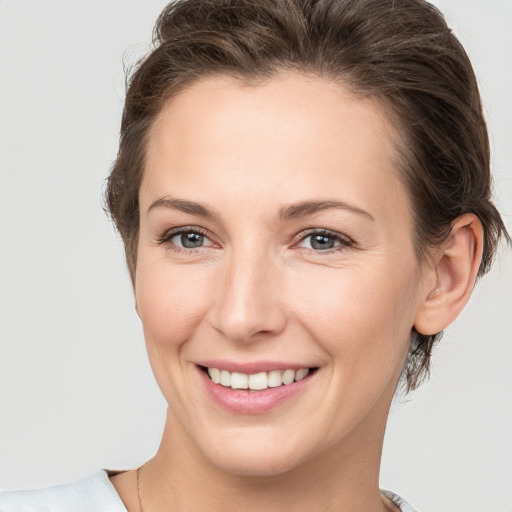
[140,401,393,512]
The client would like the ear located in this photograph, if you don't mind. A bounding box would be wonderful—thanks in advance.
[133,287,141,319]
[414,213,484,336]
[133,271,141,317]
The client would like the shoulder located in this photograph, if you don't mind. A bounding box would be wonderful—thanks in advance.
[382,489,420,512]
[0,470,127,512]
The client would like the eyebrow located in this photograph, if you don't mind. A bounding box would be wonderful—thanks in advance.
[147,197,219,219]
[278,200,374,221]
[147,197,374,221]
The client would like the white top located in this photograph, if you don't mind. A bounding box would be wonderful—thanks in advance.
[0,470,419,511]
[0,471,125,512]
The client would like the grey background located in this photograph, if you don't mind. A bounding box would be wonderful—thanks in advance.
[0,1,511,510]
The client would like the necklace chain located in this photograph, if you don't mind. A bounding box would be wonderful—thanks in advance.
[137,464,144,512]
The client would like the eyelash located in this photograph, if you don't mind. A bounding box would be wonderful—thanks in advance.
[156,226,354,255]
[293,228,353,254]
[156,226,213,255]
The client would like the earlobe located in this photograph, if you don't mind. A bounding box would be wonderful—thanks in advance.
[135,296,142,318]
[134,289,140,317]
[133,274,141,317]
[414,213,484,336]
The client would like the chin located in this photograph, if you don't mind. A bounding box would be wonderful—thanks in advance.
[210,451,305,478]
[198,429,311,478]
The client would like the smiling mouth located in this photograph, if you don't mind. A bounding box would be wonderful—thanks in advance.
[200,366,318,391]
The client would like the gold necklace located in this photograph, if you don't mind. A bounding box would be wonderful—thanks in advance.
[137,464,145,512]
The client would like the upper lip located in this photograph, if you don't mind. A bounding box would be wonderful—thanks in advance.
[196,360,315,374]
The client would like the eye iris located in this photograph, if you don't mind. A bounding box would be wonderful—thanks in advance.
[310,234,335,250]
[181,232,203,248]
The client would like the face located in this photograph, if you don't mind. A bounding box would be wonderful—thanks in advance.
[136,72,429,476]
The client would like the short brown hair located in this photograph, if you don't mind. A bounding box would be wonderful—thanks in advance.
[106,0,509,391]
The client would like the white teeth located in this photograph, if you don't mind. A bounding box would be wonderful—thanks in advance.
[220,370,231,387]
[295,368,309,381]
[281,369,295,385]
[206,367,312,390]
[248,372,267,390]
[208,367,221,384]
[267,370,282,388]
[230,372,248,389]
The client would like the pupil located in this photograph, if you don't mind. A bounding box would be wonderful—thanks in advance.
[311,234,334,250]
[181,232,203,248]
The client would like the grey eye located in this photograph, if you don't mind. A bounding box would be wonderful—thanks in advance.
[309,234,337,250]
[171,231,206,248]
[296,230,351,252]
[182,232,203,248]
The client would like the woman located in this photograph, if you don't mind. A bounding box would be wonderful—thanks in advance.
[1,0,509,510]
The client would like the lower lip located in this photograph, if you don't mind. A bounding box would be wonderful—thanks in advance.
[198,367,315,415]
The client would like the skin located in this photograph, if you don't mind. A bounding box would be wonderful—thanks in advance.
[110,71,483,512]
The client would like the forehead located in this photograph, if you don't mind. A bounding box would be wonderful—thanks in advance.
[148,71,398,161]
[142,71,409,222]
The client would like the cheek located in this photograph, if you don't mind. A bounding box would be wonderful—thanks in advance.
[135,264,211,350]
[134,263,216,408]
[290,261,418,369]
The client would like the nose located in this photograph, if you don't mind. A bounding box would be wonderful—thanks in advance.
[209,246,288,344]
